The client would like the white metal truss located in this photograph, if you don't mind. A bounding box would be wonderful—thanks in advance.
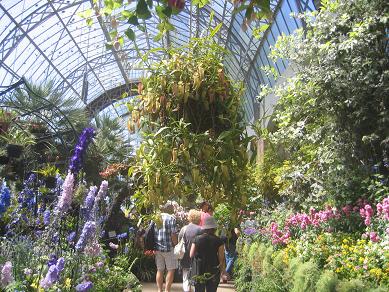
[0,0,315,120]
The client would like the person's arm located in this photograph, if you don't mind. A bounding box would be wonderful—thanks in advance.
[234,227,241,237]
[170,217,178,245]
[171,232,178,246]
[178,227,184,242]
[218,244,226,274]
[190,243,196,258]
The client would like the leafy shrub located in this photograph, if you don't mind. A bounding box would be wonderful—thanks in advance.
[316,270,338,292]
[337,279,367,292]
[291,260,320,292]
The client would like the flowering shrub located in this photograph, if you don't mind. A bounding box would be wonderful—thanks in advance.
[99,163,128,179]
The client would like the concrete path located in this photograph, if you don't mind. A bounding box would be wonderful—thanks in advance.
[141,281,235,291]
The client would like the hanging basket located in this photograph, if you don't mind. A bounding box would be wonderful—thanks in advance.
[6,144,23,158]
[45,176,57,189]
[0,121,10,135]
[0,155,9,165]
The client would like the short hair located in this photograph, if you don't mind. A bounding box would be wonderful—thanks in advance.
[188,209,201,224]
[199,201,210,208]
[161,201,174,214]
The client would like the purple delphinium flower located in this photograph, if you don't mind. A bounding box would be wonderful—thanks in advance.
[69,128,95,175]
[40,265,58,289]
[94,180,108,205]
[67,231,76,244]
[43,209,50,225]
[56,257,65,272]
[1,261,13,287]
[75,281,93,292]
[82,186,97,220]
[40,257,65,289]
[56,172,75,214]
[0,182,11,216]
[47,254,57,267]
[18,174,36,210]
[75,221,96,251]
[243,227,257,236]
[117,233,127,240]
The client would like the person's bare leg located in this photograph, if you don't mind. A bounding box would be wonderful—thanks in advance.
[156,269,164,292]
[165,269,175,292]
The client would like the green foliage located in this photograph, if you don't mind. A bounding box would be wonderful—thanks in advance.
[337,279,367,292]
[0,128,35,146]
[256,0,389,207]
[34,164,59,177]
[316,270,338,292]
[130,36,253,211]
[82,1,272,46]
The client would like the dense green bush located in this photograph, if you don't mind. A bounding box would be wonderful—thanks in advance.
[315,270,338,292]
[336,279,367,292]
[256,0,388,208]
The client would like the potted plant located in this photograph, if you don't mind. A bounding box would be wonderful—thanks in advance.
[28,121,47,135]
[0,128,36,158]
[0,110,14,134]
[35,164,59,188]
[0,149,9,165]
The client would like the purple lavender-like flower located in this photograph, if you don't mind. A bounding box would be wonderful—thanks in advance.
[0,182,11,216]
[69,128,96,174]
[83,186,97,220]
[243,227,257,236]
[1,261,13,287]
[56,172,75,214]
[43,209,50,225]
[18,173,36,210]
[117,233,127,240]
[75,281,93,292]
[40,264,59,289]
[40,257,65,289]
[47,254,57,267]
[56,257,65,272]
[94,180,108,205]
[67,231,76,244]
[75,221,96,251]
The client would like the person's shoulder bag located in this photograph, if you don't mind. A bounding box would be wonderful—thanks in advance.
[174,225,187,259]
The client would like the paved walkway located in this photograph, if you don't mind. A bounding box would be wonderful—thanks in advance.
[141,281,235,291]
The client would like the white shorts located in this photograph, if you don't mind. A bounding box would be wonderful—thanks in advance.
[155,250,178,271]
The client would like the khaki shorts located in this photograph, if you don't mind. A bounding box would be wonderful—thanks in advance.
[155,250,178,271]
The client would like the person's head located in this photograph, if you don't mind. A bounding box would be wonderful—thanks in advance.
[200,201,212,213]
[188,209,201,225]
[202,216,218,234]
[161,201,174,214]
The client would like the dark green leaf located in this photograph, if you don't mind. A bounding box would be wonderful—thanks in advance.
[136,0,152,19]
[128,15,139,25]
[125,28,136,41]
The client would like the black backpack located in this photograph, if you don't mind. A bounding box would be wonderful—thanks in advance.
[143,222,156,250]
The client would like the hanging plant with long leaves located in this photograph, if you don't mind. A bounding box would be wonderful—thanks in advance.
[128,35,254,213]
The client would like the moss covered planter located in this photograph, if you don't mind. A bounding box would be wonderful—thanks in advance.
[0,155,9,165]
[45,176,57,189]
[6,144,23,158]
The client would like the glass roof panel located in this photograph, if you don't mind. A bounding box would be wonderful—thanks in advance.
[0,0,315,120]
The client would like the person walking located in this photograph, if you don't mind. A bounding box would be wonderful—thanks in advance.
[178,209,202,292]
[199,201,212,227]
[154,202,178,292]
[189,216,226,292]
[221,227,240,282]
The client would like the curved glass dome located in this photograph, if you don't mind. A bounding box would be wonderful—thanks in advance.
[0,0,316,121]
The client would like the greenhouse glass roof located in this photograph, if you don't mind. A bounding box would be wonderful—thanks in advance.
[0,0,316,121]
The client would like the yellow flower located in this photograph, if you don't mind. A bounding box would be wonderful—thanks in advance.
[31,281,44,292]
[65,278,72,289]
